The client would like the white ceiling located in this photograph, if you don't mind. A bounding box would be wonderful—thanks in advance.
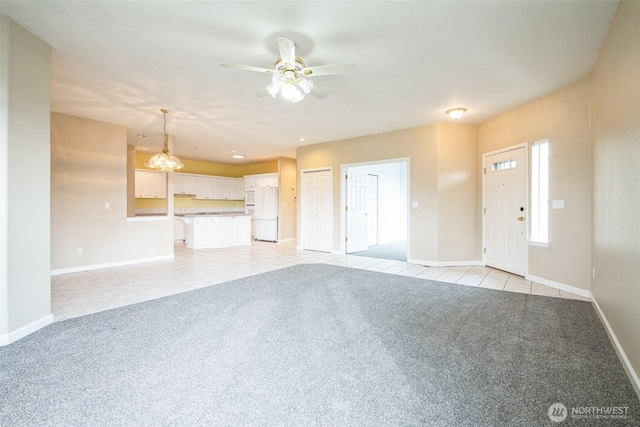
[1,1,617,164]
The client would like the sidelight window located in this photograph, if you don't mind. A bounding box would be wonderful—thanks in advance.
[530,139,549,243]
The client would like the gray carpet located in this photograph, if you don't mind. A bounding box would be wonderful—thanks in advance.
[352,240,407,262]
[1,264,638,426]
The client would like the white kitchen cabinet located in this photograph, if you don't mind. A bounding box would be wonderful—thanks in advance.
[135,170,167,199]
[245,176,257,190]
[234,179,245,199]
[218,178,234,200]
[232,214,251,243]
[244,173,278,189]
[217,178,245,200]
[194,175,245,200]
[258,173,278,187]
[174,217,187,241]
[184,214,251,249]
[195,176,216,200]
[174,174,197,195]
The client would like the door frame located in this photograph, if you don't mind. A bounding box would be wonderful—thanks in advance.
[481,143,529,276]
[339,158,410,256]
[299,167,333,252]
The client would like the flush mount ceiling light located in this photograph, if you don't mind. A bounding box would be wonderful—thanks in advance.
[221,37,356,103]
[446,108,467,120]
[145,109,184,172]
[232,155,245,159]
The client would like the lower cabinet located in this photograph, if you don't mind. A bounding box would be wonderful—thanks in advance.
[174,218,187,242]
[184,215,251,249]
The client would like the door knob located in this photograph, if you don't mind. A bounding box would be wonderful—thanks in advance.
[517,216,525,221]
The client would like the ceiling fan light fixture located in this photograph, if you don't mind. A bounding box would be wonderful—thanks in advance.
[446,108,467,120]
[221,37,355,102]
[144,109,184,172]
[266,82,280,97]
[281,82,303,102]
[298,78,314,94]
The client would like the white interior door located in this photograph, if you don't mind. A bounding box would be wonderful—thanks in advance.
[484,147,527,275]
[303,170,332,252]
[346,171,369,253]
[367,174,379,246]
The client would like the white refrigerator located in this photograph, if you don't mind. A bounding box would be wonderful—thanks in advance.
[254,186,278,242]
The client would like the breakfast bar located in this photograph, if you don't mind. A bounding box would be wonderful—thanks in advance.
[180,213,252,249]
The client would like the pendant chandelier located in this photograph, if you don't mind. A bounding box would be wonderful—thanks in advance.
[145,109,184,172]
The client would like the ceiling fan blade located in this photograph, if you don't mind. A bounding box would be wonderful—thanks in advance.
[310,84,327,99]
[220,63,274,74]
[277,37,296,65]
[302,62,356,77]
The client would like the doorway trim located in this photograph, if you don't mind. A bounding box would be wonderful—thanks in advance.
[339,157,410,257]
[298,167,333,252]
[481,142,529,276]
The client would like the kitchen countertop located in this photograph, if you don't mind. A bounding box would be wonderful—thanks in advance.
[176,212,251,217]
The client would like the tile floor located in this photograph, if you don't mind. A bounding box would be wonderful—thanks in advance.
[51,241,590,321]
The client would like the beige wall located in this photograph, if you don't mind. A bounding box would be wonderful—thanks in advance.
[437,124,479,261]
[52,113,174,271]
[296,123,479,263]
[590,0,640,393]
[479,79,592,291]
[0,17,52,343]
[277,157,297,241]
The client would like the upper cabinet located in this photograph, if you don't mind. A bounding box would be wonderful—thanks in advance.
[195,175,244,200]
[245,173,278,189]
[174,174,197,195]
[135,170,167,199]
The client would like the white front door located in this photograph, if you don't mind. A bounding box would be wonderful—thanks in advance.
[303,170,332,252]
[484,147,527,275]
[346,171,368,253]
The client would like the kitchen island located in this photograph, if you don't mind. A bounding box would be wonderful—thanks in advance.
[180,213,252,249]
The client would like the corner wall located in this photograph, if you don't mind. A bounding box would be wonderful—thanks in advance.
[590,0,640,394]
[296,123,479,263]
[0,17,52,345]
[478,79,592,291]
[277,157,297,242]
[51,113,174,272]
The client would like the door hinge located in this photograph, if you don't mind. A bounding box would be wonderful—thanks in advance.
[345,206,348,211]
[484,167,486,174]
[345,174,348,180]
[345,237,348,242]
[483,247,486,254]
[483,207,486,214]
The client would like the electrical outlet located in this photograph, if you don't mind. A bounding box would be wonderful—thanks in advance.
[77,247,83,255]
[104,202,110,209]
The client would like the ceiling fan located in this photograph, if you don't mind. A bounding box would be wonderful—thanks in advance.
[220,37,356,102]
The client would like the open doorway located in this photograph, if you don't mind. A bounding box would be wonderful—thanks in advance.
[343,160,408,261]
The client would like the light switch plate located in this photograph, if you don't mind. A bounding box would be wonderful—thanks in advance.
[411,201,419,208]
[104,202,110,209]
[551,200,564,209]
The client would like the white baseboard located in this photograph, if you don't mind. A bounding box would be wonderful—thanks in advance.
[277,238,296,243]
[526,274,591,299]
[407,258,483,267]
[0,313,54,347]
[592,296,640,399]
[51,254,175,276]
